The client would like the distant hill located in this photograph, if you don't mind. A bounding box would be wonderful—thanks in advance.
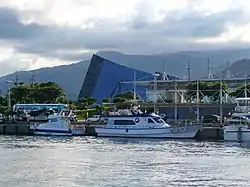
[0,60,90,100]
[217,59,250,78]
[96,48,250,79]
[1,48,250,100]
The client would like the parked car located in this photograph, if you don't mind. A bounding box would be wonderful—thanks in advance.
[86,115,101,122]
[202,114,220,123]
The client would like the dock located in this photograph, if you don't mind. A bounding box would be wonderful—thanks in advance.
[0,123,224,141]
[0,123,32,135]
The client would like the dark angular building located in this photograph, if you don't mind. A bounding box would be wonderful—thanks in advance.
[78,54,178,102]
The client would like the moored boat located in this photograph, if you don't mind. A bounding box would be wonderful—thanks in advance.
[223,97,250,142]
[95,108,201,139]
[30,109,85,136]
[30,115,73,136]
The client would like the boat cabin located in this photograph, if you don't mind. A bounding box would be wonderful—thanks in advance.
[38,115,71,129]
[104,111,169,128]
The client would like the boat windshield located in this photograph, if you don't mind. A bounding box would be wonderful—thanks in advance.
[153,117,165,123]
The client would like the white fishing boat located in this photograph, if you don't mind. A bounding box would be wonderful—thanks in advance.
[223,97,250,142]
[95,108,201,139]
[30,109,84,136]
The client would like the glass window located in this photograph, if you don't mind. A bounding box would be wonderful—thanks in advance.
[50,118,58,122]
[114,120,136,125]
[148,118,155,123]
[153,117,165,123]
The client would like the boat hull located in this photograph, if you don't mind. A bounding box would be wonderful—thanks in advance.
[95,125,201,139]
[31,128,72,136]
[224,126,250,142]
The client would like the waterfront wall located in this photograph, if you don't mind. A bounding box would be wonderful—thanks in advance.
[158,106,234,119]
[0,124,31,135]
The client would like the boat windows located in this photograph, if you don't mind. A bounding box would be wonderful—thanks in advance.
[153,117,165,123]
[114,120,136,125]
[148,118,155,123]
[50,118,58,122]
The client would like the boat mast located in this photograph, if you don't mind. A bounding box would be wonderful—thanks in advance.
[196,80,200,122]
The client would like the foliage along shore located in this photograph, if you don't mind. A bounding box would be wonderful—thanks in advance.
[0,81,248,118]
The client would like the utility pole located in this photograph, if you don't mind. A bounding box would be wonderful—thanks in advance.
[30,70,35,85]
[6,80,12,111]
[15,71,19,85]
[187,60,191,82]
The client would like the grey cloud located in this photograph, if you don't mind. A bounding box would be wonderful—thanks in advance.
[0,6,248,61]
[0,7,46,39]
[131,8,245,38]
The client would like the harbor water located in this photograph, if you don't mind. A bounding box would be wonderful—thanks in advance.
[0,136,250,187]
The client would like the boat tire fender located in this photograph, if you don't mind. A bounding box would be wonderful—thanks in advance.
[135,118,140,123]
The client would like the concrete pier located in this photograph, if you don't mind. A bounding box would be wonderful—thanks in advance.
[0,123,224,141]
[85,126,98,136]
[0,124,32,135]
[196,127,223,141]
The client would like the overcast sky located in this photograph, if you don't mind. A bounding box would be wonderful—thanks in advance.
[0,0,250,76]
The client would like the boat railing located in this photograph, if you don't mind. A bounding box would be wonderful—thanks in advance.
[234,106,250,113]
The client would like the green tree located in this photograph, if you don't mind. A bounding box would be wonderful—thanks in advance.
[102,98,110,103]
[230,84,250,97]
[10,82,66,104]
[113,97,126,103]
[115,92,134,100]
[31,82,65,103]
[186,81,228,102]
[0,96,7,106]
[76,97,97,110]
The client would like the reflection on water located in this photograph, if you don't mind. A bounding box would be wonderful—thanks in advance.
[0,136,250,187]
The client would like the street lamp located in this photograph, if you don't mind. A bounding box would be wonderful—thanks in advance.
[6,80,12,111]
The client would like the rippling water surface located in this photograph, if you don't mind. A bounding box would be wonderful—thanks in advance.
[0,136,250,187]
